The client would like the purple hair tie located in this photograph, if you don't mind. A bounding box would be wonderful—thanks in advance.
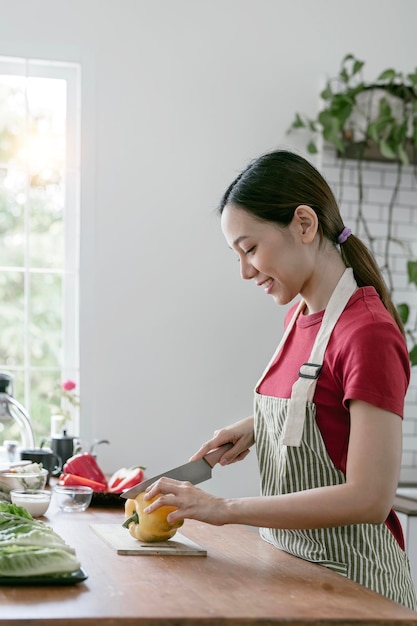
[337,227,352,245]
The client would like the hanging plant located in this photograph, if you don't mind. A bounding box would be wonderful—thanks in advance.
[288,54,417,365]
[289,53,417,163]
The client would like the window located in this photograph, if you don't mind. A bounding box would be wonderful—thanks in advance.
[0,56,80,444]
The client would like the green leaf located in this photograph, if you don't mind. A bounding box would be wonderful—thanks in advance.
[320,85,333,100]
[377,68,397,82]
[329,93,354,124]
[352,60,364,76]
[397,303,410,325]
[410,344,417,367]
[378,97,393,120]
[0,512,80,577]
[340,68,349,83]
[307,141,318,154]
[367,122,380,143]
[318,110,345,152]
[291,113,306,129]
[341,54,364,81]
[397,143,409,165]
[408,260,417,286]
[0,503,33,520]
[406,70,417,85]
[378,140,396,159]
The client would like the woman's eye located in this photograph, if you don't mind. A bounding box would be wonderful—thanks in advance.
[244,246,256,255]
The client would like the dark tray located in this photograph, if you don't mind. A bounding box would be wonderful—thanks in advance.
[91,491,125,507]
[0,567,88,586]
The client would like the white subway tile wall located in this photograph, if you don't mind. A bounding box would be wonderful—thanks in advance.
[322,147,417,483]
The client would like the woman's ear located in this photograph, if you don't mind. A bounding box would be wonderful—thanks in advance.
[293,205,318,243]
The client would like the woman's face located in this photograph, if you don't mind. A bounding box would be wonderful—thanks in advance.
[221,203,315,306]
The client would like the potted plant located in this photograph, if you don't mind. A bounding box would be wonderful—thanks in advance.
[288,53,417,365]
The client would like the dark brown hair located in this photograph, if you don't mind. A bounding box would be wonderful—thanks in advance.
[219,150,404,334]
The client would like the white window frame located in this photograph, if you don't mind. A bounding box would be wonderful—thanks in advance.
[0,56,81,433]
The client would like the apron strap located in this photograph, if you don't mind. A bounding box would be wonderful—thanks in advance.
[282,268,357,446]
[255,299,306,390]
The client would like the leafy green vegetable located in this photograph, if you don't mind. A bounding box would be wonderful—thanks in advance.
[0,544,80,578]
[0,502,33,520]
[0,509,80,577]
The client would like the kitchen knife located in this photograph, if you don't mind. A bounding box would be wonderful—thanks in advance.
[120,443,233,500]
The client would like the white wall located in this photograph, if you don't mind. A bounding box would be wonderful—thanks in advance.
[1,0,416,497]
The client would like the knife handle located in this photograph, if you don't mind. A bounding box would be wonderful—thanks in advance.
[203,443,233,468]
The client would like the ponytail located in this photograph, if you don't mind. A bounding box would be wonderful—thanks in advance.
[339,235,405,335]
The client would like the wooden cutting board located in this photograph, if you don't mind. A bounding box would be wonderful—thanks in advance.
[90,523,207,556]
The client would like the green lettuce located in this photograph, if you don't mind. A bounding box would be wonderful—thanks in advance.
[0,505,80,577]
[0,502,33,519]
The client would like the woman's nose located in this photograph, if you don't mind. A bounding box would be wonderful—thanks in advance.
[240,257,256,280]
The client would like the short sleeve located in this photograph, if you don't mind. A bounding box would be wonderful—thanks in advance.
[338,321,410,417]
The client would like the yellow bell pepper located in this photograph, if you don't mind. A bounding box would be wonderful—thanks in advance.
[122,492,183,543]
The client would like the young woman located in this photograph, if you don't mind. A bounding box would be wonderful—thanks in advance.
[144,150,416,608]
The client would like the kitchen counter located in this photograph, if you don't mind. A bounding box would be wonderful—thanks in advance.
[395,494,417,516]
[1,501,417,626]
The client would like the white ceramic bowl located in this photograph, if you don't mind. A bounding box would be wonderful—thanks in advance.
[0,468,48,494]
[53,485,93,512]
[10,489,51,517]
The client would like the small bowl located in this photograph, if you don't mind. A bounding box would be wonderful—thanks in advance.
[54,485,93,512]
[0,468,48,494]
[10,489,51,517]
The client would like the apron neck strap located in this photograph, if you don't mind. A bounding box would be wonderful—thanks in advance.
[283,268,357,446]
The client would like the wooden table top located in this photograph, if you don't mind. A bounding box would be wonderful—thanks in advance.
[1,500,417,625]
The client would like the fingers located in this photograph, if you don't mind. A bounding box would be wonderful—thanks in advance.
[142,478,192,524]
[142,477,226,526]
[188,432,226,462]
[227,448,251,464]
[190,440,251,466]
[143,477,179,501]
[188,443,213,462]
[190,418,255,463]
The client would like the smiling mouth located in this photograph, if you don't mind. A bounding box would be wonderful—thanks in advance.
[258,278,273,292]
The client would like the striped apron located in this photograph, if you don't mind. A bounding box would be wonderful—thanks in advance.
[254,269,417,609]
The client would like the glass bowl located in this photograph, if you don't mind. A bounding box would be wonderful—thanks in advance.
[0,468,48,495]
[10,489,51,517]
[53,485,93,512]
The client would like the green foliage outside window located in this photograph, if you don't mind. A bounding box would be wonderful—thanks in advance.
[0,73,70,446]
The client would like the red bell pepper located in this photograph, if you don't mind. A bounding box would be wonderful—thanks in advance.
[107,466,145,493]
[58,473,108,492]
[63,452,108,487]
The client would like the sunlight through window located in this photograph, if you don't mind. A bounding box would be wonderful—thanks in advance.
[0,57,80,445]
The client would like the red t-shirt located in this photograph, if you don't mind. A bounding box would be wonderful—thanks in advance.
[258,287,410,547]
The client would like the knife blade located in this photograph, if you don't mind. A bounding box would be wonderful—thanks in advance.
[120,443,233,499]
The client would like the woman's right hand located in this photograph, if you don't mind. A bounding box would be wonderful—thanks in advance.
[189,416,255,466]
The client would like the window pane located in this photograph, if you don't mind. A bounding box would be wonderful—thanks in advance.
[0,75,26,168]
[30,272,62,367]
[0,271,24,365]
[30,184,64,269]
[0,168,26,267]
[30,369,59,443]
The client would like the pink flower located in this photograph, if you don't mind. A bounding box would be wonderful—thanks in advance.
[62,380,76,392]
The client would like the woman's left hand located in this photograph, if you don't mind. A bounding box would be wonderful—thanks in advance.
[142,478,227,526]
